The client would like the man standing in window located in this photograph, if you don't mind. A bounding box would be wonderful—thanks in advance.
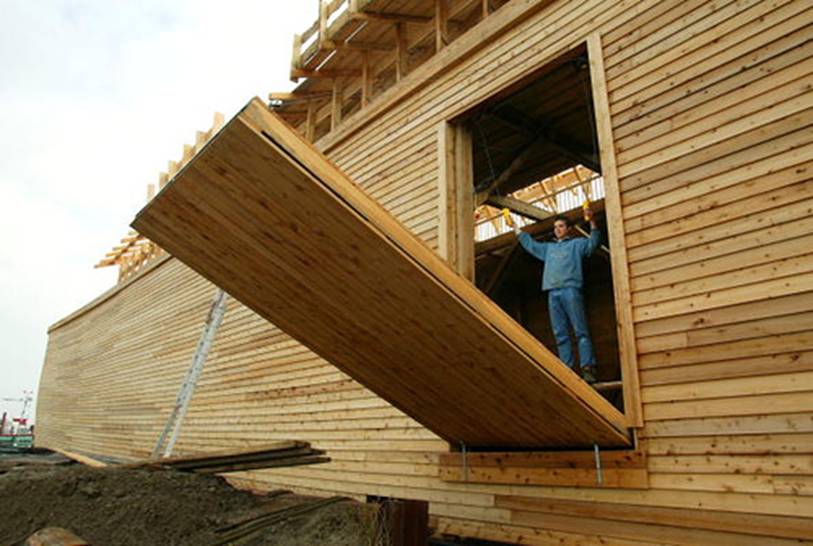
[510,209,601,383]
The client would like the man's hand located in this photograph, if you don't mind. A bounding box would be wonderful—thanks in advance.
[584,206,598,229]
[502,208,521,235]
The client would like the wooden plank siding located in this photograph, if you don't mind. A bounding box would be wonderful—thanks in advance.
[37,0,813,544]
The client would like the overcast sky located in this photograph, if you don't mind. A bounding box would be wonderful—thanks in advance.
[0,0,315,422]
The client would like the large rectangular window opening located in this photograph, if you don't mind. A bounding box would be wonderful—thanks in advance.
[444,42,632,416]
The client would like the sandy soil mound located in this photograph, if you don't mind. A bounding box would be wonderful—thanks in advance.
[0,463,379,546]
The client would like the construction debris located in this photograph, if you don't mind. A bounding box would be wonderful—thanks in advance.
[25,528,90,546]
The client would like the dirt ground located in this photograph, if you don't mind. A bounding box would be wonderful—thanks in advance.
[0,456,381,546]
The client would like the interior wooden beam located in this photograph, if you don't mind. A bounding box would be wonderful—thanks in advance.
[476,200,606,256]
[475,136,544,205]
[488,193,608,254]
[486,194,554,223]
[489,107,601,173]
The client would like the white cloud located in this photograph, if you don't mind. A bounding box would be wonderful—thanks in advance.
[0,0,316,419]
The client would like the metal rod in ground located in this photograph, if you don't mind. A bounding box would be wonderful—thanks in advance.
[210,496,347,545]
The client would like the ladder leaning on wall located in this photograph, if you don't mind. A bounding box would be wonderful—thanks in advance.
[152,288,228,458]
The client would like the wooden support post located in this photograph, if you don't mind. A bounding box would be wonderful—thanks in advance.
[395,23,408,82]
[373,498,429,546]
[455,126,475,281]
[318,0,328,48]
[587,32,642,427]
[147,183,155,201]
[482,0,490,19]
[438,122,455,265]
[331,78,343,131]
[361,51,371,107]
[438,121,474,281]
[306,101,317,142]
[290,34,303,82]
[435,0,448,52]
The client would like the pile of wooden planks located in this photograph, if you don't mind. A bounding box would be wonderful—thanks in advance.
[129,441,329,474]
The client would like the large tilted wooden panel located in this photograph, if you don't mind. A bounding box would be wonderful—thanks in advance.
[132,98,629,449]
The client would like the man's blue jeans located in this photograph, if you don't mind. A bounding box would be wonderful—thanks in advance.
[547,287,596,370]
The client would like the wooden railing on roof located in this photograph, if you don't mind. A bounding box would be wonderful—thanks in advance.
[272,0,509,143]
[95,112,225,283]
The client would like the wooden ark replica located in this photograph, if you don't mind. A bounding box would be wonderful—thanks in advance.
[37,0,813,544]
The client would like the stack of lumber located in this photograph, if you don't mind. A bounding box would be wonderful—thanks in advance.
[132,97,630,449]
[130,441,329,474]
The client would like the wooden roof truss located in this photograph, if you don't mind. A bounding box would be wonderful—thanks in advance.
[95,112,225,282]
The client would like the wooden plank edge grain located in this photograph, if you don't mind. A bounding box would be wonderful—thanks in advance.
[494,495,813,541]
[50,448,108,468]
[588,32,643,427]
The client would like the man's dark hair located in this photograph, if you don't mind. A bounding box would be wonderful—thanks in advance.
[553,214,572,227]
